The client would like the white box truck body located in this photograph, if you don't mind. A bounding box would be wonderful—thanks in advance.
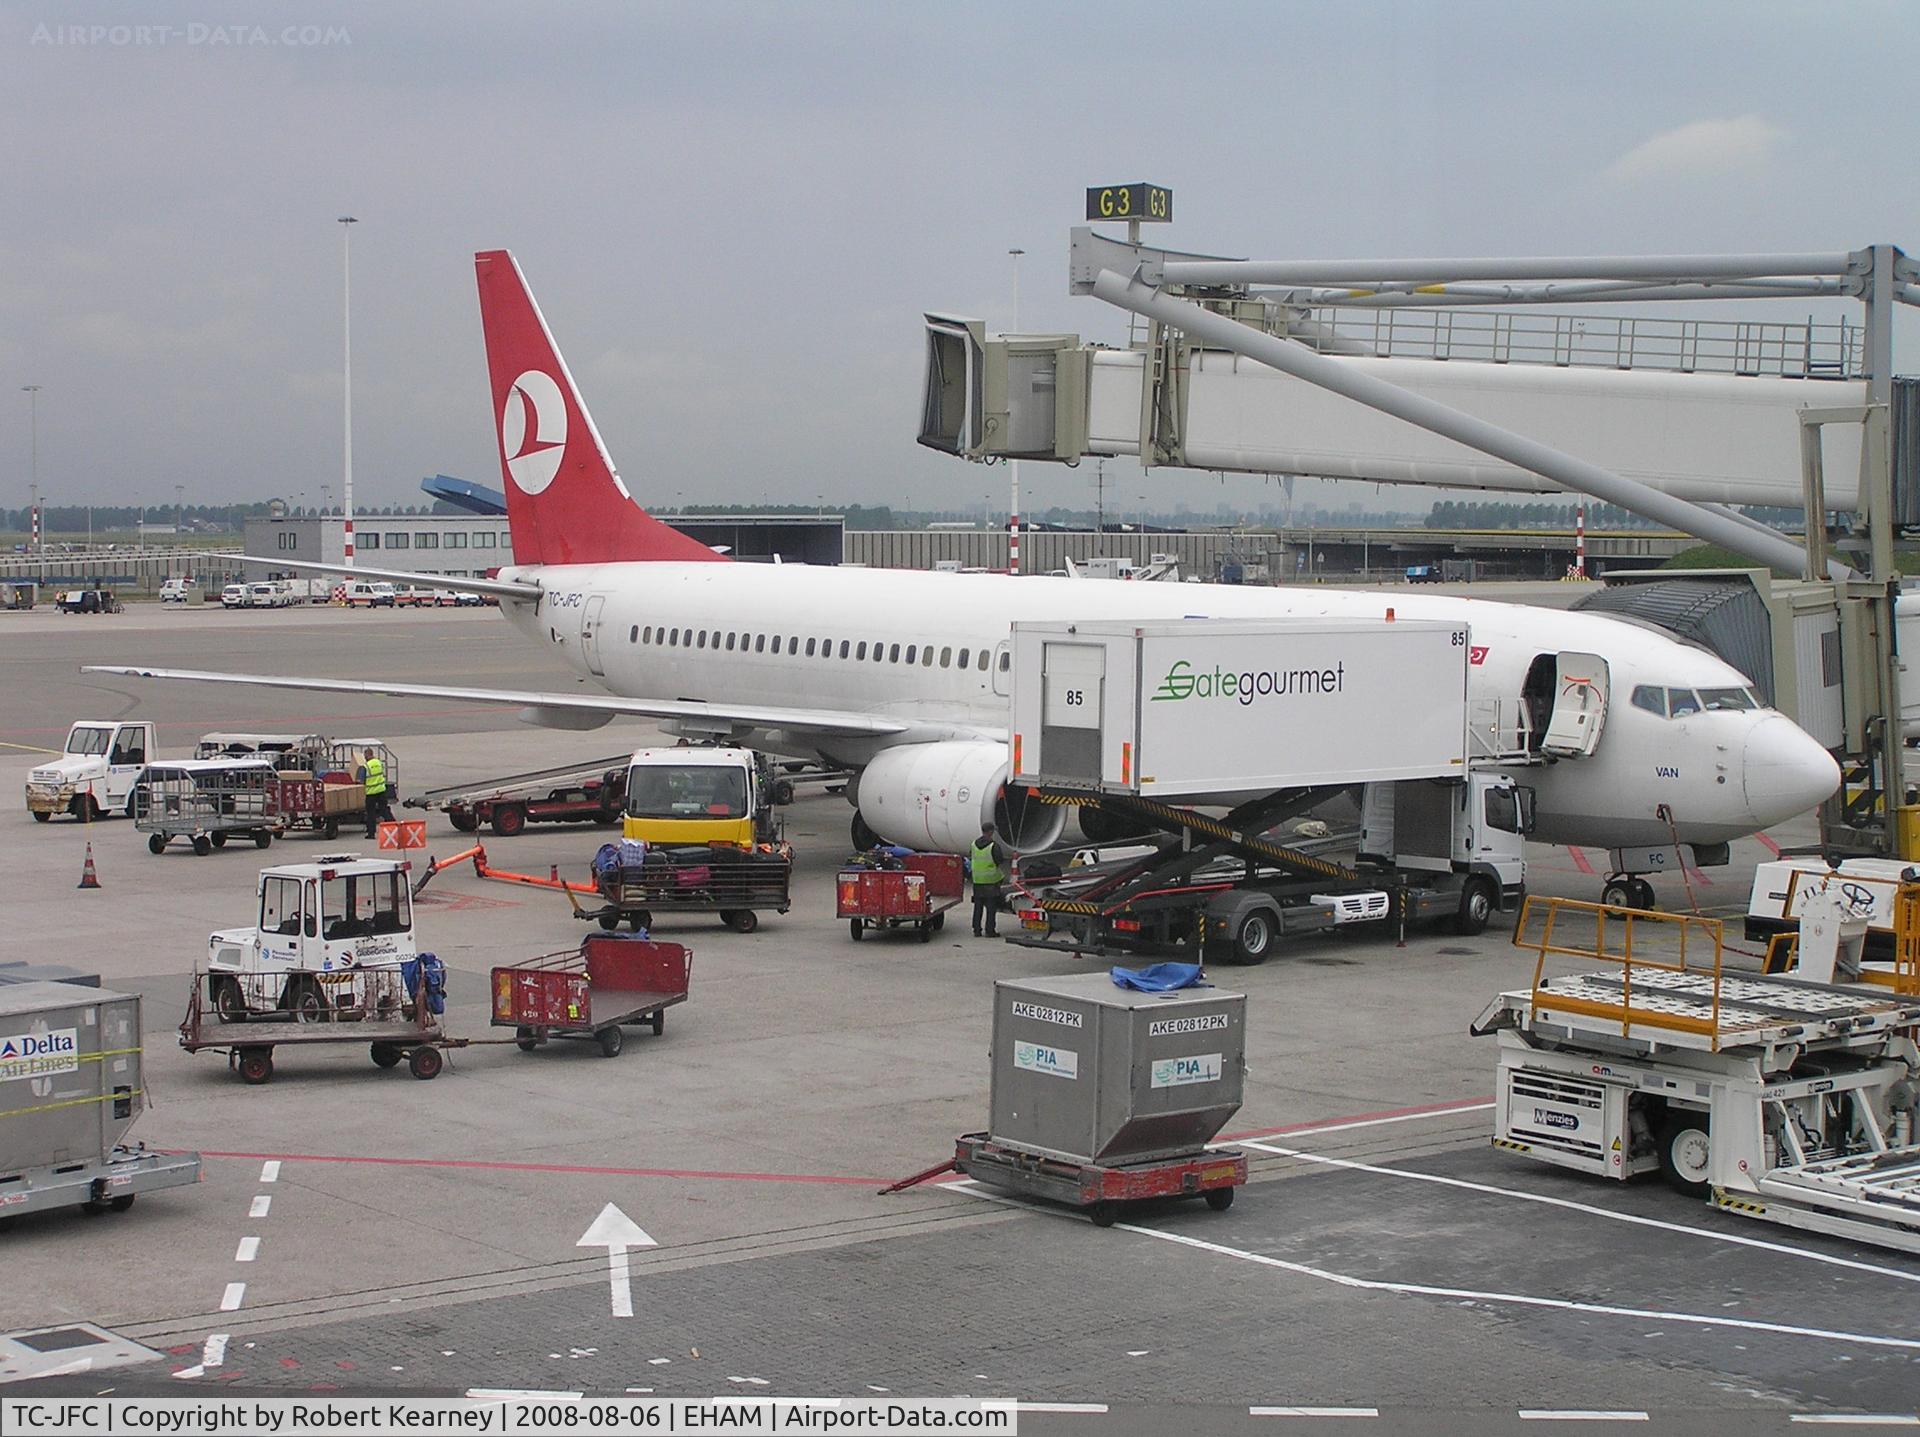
[1010,618,1469,802]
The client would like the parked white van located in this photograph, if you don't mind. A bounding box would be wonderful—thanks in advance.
[220,583,250,609]
[160,578,194,604]
[342,580,397,608]
[248,582,289,609]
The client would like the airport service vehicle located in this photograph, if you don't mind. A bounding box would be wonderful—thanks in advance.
[1475,894,1920,1255]
[202,856,418,1020]
[53,589,120,615]
[193,732,398,838]
[405,754,629,835]
[159,577,193,603]
[341,579,397,608]
[25,720,155,823]
[133,759,281,855]
[1003,619,1527,960]
[247,581,290,609]
[576,837,791,935]
[88,250,1842,904]
[392,585,434,608]
[430,587,483,607]
[180,961,450,1083]
[220,582,249,608]
[491,934,691,1058]
[1,981,202,1218]
[837,851,964,942]
[623,746,783,850]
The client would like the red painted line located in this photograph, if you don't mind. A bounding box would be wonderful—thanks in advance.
[1220,1095,1494,1143]
[1755,831,1783,858]
[184,1150,890,1186]
[1567,846,1595,875]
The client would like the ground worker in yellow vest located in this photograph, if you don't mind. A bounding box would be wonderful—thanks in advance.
[359,748,394,839]
[970,821,1009,938]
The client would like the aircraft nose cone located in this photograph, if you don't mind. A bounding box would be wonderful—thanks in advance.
[1743,715,1840,827]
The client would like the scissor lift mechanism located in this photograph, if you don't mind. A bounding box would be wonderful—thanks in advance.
[1477,895,1920,1254]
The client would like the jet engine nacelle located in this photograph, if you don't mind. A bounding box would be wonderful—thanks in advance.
[856,740,1067,854]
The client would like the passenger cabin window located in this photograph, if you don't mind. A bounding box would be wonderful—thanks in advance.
[957,648,970,669]
[788,636,799,655]
[726,633,737,651]
[698,631,708,649]
[978,651,990,672]
[940,647,952,668]
[856,642,868,660]
[839,640,849,659]
[630,626,639,644]
[643,626,652,643]
[997,650,1010,671]
[805,638,816,657]
[900,644,911,663]
[923,646,936,667]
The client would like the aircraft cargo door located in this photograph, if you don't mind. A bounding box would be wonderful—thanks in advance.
[581,595,608,677]
[1040,642,1106,783]
[1528,651,1609,758]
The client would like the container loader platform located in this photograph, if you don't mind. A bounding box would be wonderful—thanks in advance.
[1475,893,1920,1255]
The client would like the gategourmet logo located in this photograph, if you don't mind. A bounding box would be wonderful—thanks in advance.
[1150,658,1346,707]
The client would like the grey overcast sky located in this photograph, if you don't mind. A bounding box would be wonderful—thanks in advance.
[2,0,1915,518]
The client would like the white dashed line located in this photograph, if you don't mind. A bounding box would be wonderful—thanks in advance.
[234,1237,260,1263]
[259,1161,280,1183]
[1519,1412,1649,1422]
[1011,1403,1108,1414]
[249,1196,271,1218]
[219,1282,246,1311]
[1251,1407,1380,1418]
[466,1389,585,1400]
[1788,1419,1920,1427]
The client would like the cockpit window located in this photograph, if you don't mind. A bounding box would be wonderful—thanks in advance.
[1666,689,1702,718]
[1698,687,1756,712]
[1631,686,1666,716]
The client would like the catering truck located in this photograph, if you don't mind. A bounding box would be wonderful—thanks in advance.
[1004,618,1528,961]
[24,720,157,822]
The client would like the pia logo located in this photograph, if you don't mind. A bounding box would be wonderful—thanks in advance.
[500,369,567,495]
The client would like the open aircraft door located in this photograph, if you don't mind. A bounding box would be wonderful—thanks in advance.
[1541,651,1609,758]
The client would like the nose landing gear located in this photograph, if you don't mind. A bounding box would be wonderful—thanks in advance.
[1601,875,1658,911]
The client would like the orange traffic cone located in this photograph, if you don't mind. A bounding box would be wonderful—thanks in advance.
[77,843,102,890]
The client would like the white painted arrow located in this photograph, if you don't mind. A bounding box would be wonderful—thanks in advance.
[576,1203,656,1318]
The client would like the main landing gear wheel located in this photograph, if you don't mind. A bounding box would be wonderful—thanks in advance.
[1602,877,1658,911]
[1656,1114,1712,1199]
[850,813,880,851]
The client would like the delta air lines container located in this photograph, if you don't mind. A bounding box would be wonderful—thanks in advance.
[1,982,144,1173]
[1010,618,1468,801]
[990,973,1247,1166]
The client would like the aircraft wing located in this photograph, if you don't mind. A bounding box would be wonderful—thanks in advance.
[232,554,542,602]
[82,666,918,739]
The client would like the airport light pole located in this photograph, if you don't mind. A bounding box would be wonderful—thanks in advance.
[339,216,358,566]
[21,385,40,554]
[1008,247,1023,576]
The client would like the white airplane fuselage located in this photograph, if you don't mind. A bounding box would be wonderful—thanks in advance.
[499,559,1840,855]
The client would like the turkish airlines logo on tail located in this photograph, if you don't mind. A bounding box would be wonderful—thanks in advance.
[500,369,567,495]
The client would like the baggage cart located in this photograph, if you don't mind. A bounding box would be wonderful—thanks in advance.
[133,759,282,855]
[403,754,631,836]
[574,842,792,934]
[491,935,691,1058]
[954,1132,1247,1227]
[837,852,963,942]
[1,981,201,1219]
[179,963,457,1083]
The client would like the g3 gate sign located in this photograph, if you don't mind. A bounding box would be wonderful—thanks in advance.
[1085,183,1173,223]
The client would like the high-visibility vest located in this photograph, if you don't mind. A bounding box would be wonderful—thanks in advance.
[970,839,1004,885]
[363,756,388,796]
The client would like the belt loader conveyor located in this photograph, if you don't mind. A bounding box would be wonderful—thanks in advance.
[1474,895,1920,1255]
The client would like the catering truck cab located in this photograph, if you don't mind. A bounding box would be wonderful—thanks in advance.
[26,720,157,822]
[623,746,780,850]
[205,856,417,1020]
